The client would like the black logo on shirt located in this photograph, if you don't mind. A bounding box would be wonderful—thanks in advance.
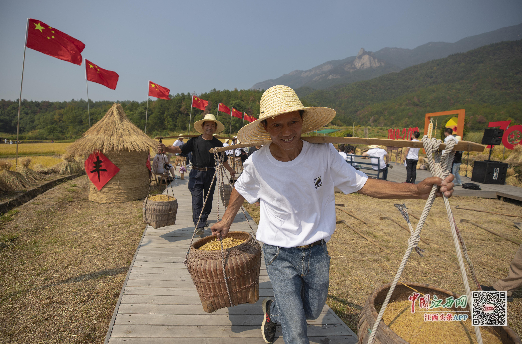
[314,176,322,189]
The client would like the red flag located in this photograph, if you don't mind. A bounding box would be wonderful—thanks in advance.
[231,108,243,119]
[244,114,256,123]
[192,96,208,111]
[218,103,230,114]
[26,19,85,65]
[85,60,119,90]
[85,152,120,191]
[149,81,170,100]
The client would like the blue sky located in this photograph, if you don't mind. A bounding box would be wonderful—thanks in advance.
[1,0,521,102]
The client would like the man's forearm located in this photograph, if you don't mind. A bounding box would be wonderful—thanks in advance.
[358,178,420,199]
[164,145,181,154]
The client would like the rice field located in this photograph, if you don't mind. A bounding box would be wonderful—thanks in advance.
[0,142,71,157]
[0,156,64,171]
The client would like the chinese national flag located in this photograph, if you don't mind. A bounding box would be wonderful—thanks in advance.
[85,152,120,191]
[192,96,208,111]
[218,103,230,114]
[26,19,85,65]
[149,81,170,100]
[85,60,119,90]
[231,108,243,119]
[244,113,256,123]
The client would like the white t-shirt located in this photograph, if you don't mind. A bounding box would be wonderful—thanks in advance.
[444,135,459,143]
[366,148,387,170]
[406,139,420,160]
[339,151,348,160]
[173,139,184,147]
[234,141,368,247]
[152,154,169,174]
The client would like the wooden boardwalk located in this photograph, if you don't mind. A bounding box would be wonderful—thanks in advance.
[105,172,358,343]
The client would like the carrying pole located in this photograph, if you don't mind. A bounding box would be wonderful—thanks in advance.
[15,18,29,168]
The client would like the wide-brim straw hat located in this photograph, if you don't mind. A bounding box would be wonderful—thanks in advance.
[193,114,225,134]
[237,85,336,143]
[368,145,384,149]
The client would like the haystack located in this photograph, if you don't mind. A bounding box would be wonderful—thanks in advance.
[66,103,156,203]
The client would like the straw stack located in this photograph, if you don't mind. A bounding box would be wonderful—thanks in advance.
[66,103,157,203]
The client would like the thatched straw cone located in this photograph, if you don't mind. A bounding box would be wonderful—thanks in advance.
[66,103,157,203]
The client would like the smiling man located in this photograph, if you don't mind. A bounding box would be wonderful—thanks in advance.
[160,114,235,235]
[210,85,454,344]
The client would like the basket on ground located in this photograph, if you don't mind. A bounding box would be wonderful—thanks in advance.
[358,282,521,344]
[143,195,178,229]
[185,231,261,313]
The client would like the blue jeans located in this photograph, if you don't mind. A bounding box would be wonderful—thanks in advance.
[452,163,462,185]
[263,242,331,344]
[188,169,217,227]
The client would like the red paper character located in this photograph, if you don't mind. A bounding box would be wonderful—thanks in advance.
[85,152,120,190]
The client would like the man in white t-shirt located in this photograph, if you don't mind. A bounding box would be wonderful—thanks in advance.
[363,145,388,180]
[404,131,421,184]
[210,85,454,344]
[444,128,459,143]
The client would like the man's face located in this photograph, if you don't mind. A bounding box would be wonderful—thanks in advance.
[264,111,303,151]
[202,121,217,135]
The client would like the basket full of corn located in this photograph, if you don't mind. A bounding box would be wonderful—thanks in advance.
[143,194,178,229]
[358,282,521,344]
[185,231,262,313]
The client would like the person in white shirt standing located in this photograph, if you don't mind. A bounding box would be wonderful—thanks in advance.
[337,144,347,160]
[210,85,455,344]
[403,131,421,183]
[363,145,389,180]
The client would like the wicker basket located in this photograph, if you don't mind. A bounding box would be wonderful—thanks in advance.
[186,231,261,313]
[358,282,521,344]
[143,196,178,229]
[220,184,232,207]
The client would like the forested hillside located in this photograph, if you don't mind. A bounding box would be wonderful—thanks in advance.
[302,40,522,130]
[0,89,263,140]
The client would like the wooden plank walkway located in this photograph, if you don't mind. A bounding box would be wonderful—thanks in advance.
[105,172,358,344]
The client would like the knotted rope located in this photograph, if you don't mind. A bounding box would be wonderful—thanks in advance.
[367,137,483,344]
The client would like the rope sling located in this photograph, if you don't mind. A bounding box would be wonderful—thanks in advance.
[183,151,257,308]
[367,136,483,344]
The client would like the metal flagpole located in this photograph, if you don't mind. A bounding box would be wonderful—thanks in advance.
[145,97,149,134]
[15,18,29,168]
[189,94,194,134]
[229,110,232,135]
[85,64,90,127]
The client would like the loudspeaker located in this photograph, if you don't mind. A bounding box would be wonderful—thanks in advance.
[481,128,504,145]
[471,161,508,184]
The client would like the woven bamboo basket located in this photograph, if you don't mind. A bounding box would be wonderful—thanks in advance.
[220,184,232,207]
[358,282,521,344]
[89,150,149,203]
[143,195,178,229]
[186,231,261,313]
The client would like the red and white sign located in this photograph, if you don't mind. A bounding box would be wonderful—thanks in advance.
[85,152,120,190]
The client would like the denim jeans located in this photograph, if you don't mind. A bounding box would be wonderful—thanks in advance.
[452,163,462,185]
[188,169,216,227]
[263,242,330,344]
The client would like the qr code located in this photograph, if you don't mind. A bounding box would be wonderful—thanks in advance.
[471,291,507,326]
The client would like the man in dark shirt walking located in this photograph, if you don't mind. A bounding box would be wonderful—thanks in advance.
[160,114,235,235]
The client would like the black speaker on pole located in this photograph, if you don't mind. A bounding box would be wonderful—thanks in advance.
[481,128,504,145]
[471,161,508,184]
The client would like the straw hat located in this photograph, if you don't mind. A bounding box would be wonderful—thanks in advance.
[368,145,383,149]
[193,114,225,134]
[237,85,336,143]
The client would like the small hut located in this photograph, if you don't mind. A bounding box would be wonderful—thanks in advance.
[66,103,156,203]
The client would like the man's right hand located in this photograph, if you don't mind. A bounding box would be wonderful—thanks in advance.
[211,220,230,238]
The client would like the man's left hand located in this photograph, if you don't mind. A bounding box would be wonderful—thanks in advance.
[416,174,455,199]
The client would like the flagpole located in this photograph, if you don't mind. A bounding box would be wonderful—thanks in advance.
[15,19,29,168]
[145,97,149,134]
[85,63,90,127]
[229,110,232,135]
[189,95,194,134]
